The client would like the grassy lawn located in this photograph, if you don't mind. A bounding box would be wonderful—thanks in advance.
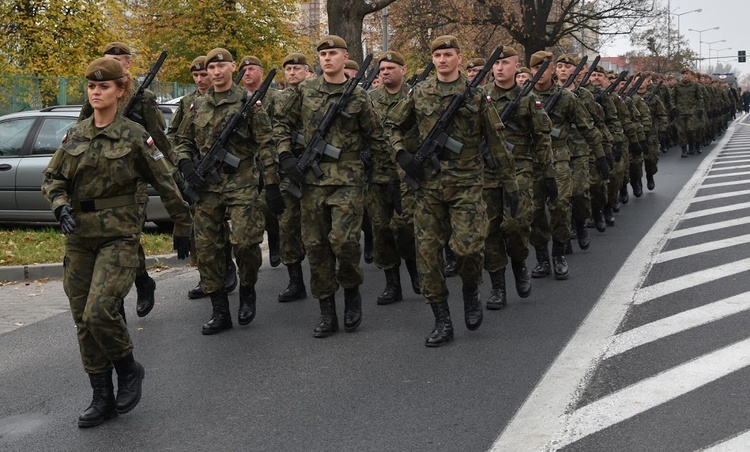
[0,227,175,266]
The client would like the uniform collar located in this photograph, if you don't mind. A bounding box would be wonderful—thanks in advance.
[207,84,246,106]
[79,114,126,140]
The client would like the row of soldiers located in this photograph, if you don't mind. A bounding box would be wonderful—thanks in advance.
[110,35,737,348]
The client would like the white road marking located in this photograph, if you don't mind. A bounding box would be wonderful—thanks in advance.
[681,202,750,220]
[712,159,750,165]
[603,291,750,359]
[700,429,750,451]
[700,180,750,189]
[705,170,750,178]
[692,189,750,202]
[655,234,750,263]
[670,217,750,238]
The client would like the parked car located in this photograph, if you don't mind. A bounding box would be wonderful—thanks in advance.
[0,104,178,226]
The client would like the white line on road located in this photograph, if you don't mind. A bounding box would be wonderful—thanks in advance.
[706,164,750,171]
[700,180,750,189]
[554,338,750,449]
[654,234,750,263]
[681,202,750,220]
[705,170,750,179]
[670,217,750,238]
[692,189,750,202]
[603,291,750,359]
[700,429,750,451]
[634,257,750,305]
[712,159,750,165]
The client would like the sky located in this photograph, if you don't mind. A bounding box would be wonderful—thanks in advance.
[599,0,749,75]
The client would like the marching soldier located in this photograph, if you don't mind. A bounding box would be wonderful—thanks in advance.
[672,69,705,158]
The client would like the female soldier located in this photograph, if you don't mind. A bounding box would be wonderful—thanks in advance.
[42,58,191,428]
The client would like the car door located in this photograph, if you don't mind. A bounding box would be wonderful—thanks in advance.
[15,116,77,220]
[0,117,36,214]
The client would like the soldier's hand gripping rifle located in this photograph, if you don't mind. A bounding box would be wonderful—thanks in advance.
[573,55,601,97]
[123,51,167,123]
[543,55,588,138]
[181,69,277,203]
[597,70,628,103]
[403,46,504,190]
[285,54,373,199]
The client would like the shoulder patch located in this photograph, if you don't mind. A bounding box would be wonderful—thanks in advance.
[535,100,543,109]
[146,136,154,147]
[189,103,195,111]
[486,94,492,103]
[61,133,67,143]
[256,100,263,107]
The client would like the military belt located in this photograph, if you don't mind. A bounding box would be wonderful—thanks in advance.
[320,152,360,163]
[439,146,479,161]
[75,194,137,213]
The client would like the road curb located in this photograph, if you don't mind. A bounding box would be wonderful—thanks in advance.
[0,253,189,283]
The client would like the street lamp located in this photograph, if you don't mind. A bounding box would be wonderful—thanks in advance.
[704,40,726,71]
[668,7,701,57]
[689,27,719,71]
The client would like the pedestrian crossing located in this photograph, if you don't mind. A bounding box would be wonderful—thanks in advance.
[490,113,750,451]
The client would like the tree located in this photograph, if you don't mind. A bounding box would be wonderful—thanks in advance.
[327,0,398,64]
[625,11,697,74]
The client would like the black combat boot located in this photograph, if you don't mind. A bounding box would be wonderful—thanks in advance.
[135,273,156,318]
[224,247,238,293]
[377,266,403,305]
[565,240,573,255]
[631,170,643,198]
[510,260,531,298]
[551,240,569,280]
[343,287,362,332]
[444,246,458,277]
[425,302,453,347]
[278,262,307,302]
[612,197,621,213]
[619,184,629,204]
[113,354,145,414]
[531,246,550,278]
[603,204,615,227]
[405,259,421,294]
[592,208,606,232]
[188,279,208,299]
[78,371,117,428]
[486,270,507,310]
[267,229,281,268]
[575,220,591,250]
[462,285,483,330]
[688,142,696,155]
[681,145,688,158]
[646,174,655,191]
[238,285,256,325]
[202,291,233,335]
[313,295,338,338]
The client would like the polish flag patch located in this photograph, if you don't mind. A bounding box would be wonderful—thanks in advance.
[61,133,67,143]
[146,136,154,147]
[486,95,492,103]
[256,100,263,107]
[535,100,543,108]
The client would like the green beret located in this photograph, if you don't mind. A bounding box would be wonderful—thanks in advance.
[466,58,486,69]
[556,54,576,65]
[102,42,132,56]
[283,53,309,67]
[206,48,234,64]
[517,67,532,75]
[378,51,406,66]
[317,35,348,51]
[345,60,359,71]
[499,46,519,59]
[430,35,460,53]
[529,51,553,68]
[239,55,262,69]
[190,56,207,72]
[85,57,125,81]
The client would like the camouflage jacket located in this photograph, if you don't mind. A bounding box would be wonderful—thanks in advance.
[613,93,645,143]
[485,82,554,179]
[42,114,190,238]
[671,80,704,116]
[574,86,610,158]
[174,84,279,192]
[621,96,647,143]
[167,88,202,144]
[369,83,417,184]
[273,76,394,187]
[386,75,518,191]
[587,82,625,144]
[632,94,653,134]
[643,91,669,133]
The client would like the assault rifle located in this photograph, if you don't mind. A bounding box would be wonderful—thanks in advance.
[626,74,646,98]
[285,54,373,199]
[597,70,628,103]
[406,62,434,90]
[573,55,601,96]
[234,69,246,86]
[123,51,167,123]
[544,55,587,138]
[403,46,504,190]
[181,69,277,202]
[617,76,634,96]
[361,66,380,91]
[644,80,664,103]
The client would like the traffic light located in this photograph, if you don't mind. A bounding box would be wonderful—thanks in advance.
[740,50,746,63]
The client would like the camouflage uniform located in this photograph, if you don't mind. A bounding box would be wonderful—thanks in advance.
[630,92,653,193]
[641,86,668,185]
[42,114,190,374]
[671,76,705,155]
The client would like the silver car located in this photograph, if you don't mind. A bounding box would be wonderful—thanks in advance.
[0,105,177,226]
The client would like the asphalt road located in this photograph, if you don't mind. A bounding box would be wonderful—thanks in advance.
[0,117,744,452]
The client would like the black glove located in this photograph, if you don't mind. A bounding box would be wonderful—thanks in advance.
[505,190,519,218]
[265,184,285,215]
[630,141,643,156]
[279,152,304,185]
[386,179,403,215]
[544,177,558,203]
[613,142,623,162]
[173,236,190,260]
[361,149,374,182]
[669,108,679,121]
[605,152,614,169]
[178,159,205,189]
[54,205,76,235]
[595,156,610,180]
[639,141,648,154]
[396,150,424,182]
[658,131,668,146]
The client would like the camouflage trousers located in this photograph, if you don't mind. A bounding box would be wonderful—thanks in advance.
[674,114,699,147]
[530,158,572,247]
[300,185,365,299]
[190,203,231,270]
[414,184,487,303]
[366,182,417,270]
[485,171,534,272]
[629,132,647,183]
[570,155,591,221]
[64,234,139,374]
[193,187,265,293]
[608,142,629,204]
[645,132,660,177]
[277,188,305,265]
[588,157,608,212]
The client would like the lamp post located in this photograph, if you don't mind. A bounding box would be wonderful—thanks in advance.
[668,7,701,58]
[689,27,720,71]
[704,40,726,72]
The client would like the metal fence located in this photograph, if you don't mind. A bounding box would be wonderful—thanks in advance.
[0,76,194,115]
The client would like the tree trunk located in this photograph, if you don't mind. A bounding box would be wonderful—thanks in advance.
[327,0,367,63]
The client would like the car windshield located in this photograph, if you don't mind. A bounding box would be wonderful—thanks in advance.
[0,118,35,156]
